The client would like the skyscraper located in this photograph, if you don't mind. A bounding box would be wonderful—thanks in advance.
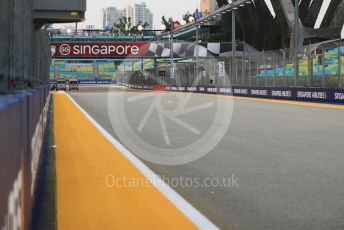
[125,3,153,29]
[200,0,217,14]
[102,7,123,29]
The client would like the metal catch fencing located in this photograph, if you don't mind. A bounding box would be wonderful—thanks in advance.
[115,39,344,89]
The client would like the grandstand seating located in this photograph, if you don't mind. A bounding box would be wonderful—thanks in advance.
[257,46,344,79]
[50,59,155,80]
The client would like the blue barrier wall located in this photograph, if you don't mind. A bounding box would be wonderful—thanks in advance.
[0,86,50,230]
[78,80,114,85]
[125,84,344,104]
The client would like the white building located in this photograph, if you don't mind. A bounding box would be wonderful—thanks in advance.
[125,3,153,29]
[102,7,123,29]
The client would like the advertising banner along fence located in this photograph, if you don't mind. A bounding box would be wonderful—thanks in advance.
[0,86,50,230]
[124,84,344,104]
[51,42,150,58]
[50,42,241,58]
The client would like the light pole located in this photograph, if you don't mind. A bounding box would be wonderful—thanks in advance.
[138,24,144,41]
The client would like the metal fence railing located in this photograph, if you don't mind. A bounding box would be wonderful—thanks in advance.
[49,39,343,89]
[114,39,344,89]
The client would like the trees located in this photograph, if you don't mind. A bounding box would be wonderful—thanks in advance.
[110,17,149,36]
[203,19,231,42]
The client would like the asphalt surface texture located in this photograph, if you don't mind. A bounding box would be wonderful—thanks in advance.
[68,86,344,230]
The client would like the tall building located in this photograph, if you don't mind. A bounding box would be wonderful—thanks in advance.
[125,3,153,29]
[124,5,135,22]
[201,0,217,14]
[102,7,123,29]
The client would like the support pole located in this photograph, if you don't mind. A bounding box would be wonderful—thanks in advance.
[232,9,236,85]
[256,53,259,86]
[338,42,342,88]
[248,57,251,86]
[264,51,267,86]
[241,57,244,85]
[273,54,276,87]
[283,49,287,86]
[294,0,300,87]
[322,49,325,88]
[170,33,174,85]
[196,23,199,85]
[308,52,312,87]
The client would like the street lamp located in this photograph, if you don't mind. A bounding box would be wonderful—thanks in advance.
[137,25,144,41]
[138,25,144,31]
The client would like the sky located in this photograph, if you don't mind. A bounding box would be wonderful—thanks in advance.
[80,0,200,29]
[73,0,343,37]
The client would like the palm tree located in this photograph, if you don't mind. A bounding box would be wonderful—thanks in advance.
[110,17,149,36]
[110,16,132,36]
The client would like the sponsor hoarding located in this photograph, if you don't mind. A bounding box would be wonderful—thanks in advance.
[218,61,225,77]
[125,84,344,104]
[0,86,50,230]
[51,42,150,58]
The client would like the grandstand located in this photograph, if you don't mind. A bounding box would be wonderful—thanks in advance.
[51,61,115,79]
[51,59,155,80]
[256,40,344,87]
[258,44,344,77]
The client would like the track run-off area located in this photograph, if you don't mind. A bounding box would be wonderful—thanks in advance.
[54,86,344,230]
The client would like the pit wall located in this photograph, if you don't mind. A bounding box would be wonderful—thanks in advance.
[120,83,344,104]
[0,86,50,230]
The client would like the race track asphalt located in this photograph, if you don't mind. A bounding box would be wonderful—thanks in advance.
[68,87,344,230]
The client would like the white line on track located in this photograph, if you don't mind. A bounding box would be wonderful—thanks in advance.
[62,92,219,230]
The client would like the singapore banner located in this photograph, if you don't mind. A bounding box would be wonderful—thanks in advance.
[51,42,236,58]
[50,42,151,58]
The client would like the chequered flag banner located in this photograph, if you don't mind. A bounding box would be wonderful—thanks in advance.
[145,42,235,58]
